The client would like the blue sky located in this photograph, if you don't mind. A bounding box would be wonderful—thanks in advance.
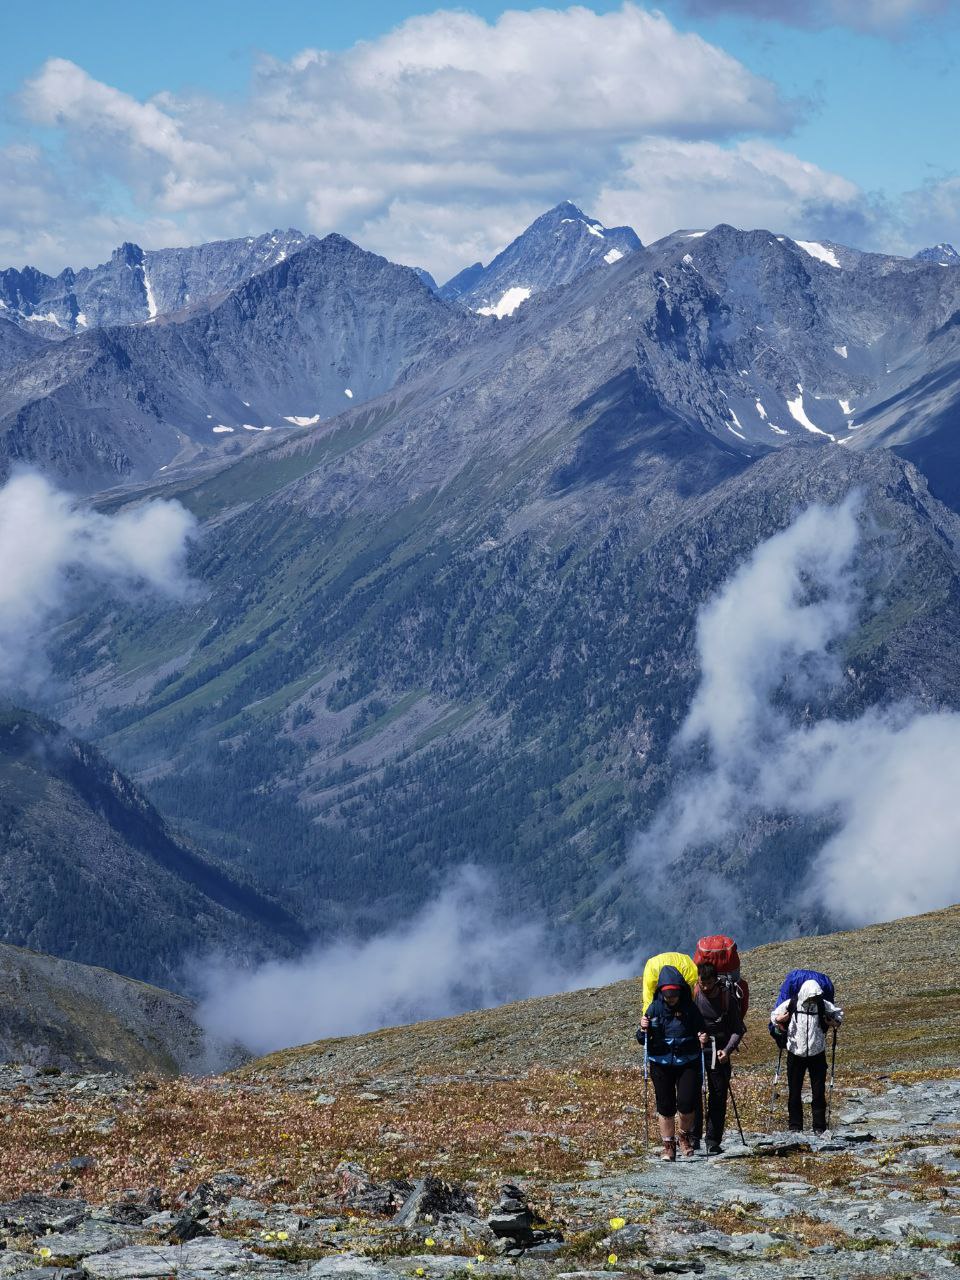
[2,0,959,275]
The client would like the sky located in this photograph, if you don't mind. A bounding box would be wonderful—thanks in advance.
[2,0,959,279]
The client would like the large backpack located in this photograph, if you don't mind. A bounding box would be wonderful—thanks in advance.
[776,969,835,1004]
[641,951,697,1011]
[693,934,750,1016]
[769,969,835,1047]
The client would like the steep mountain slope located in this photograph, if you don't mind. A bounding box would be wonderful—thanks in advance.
[0,236,482,490]
[0,230,309,333]
[248,902,960,1081]
[440,201,642,314]
[0,942,222,1073]
[0,707,306,989]
[0,315,50,372]
[54,395,960,956]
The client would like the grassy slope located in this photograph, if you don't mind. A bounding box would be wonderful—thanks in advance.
[245,903,960,1082]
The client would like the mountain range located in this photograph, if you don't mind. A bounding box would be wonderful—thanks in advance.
[3,203,960,987]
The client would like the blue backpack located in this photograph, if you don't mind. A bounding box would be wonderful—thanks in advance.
[769,969,835,1048]
[777,969,835,1004]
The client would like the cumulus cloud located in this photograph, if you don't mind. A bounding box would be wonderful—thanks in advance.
[630,494,960,927]
[9,5,798,277]
[595,138,867,243]
[678,0,951,31]
[0,470,195,692]
[197,867,629,1055]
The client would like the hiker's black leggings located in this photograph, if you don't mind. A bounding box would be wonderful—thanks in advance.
[692,1057,731,1144]
[650,1060,701,1116]
[787,1051,828,1131]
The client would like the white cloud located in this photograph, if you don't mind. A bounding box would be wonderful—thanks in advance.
[197,867,629,1054]
[5,5,955,275]
[0,470,195,692]
[629,494,960,928]
[596,138,864,244]
[9,5,791,278]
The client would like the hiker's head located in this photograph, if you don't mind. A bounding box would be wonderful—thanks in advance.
[698,962,718,990]
[661,984,682,1005]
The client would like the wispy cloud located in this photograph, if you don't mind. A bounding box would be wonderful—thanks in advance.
[197,867,629,1055]
[629,493,960,928]
[678,0,950,32]
[0,470,195,693]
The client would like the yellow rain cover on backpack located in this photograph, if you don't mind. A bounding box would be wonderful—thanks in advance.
[641,952,697,1011]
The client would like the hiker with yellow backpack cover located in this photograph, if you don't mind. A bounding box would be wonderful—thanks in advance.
[636,953,707,1160]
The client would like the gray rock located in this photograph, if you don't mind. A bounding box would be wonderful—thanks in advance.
[33,1225,135,1260]
[81,1239,256,1279]
[0,1198,90,1234]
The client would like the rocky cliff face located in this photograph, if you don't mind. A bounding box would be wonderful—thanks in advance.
[0,230,310,333]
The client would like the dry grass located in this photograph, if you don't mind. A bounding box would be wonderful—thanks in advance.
[0,1068,656,1209]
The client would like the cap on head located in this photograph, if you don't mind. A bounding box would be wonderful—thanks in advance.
[660,983,682,991]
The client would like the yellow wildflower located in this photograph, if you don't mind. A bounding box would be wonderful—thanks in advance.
[425,1238,435,1247]
[277,1232,289,1241]
[609,1218,626,1230]
[607,1254,618,1266]
[415,1270,425,1277]
[36,1248,52,1260]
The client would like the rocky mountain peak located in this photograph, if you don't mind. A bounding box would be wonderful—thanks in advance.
[439,200,642,315]
[914,241,960,263]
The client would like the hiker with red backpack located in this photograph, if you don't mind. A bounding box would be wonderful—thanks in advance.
[770,971,843,1134]
[689,936,749,1154]
[692,960,746,1153]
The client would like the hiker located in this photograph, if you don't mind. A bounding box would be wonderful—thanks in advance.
[770,977,844,1134]
[637,964,708,1160]
[692,960,745,1153]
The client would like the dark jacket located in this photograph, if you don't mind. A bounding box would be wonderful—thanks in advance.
[636,965,706,1066]
[694,981,745,1053]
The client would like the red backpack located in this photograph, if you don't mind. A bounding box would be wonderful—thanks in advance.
[694,934,750,1015]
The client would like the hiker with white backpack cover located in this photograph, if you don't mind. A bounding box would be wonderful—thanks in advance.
[770,976,843,1134]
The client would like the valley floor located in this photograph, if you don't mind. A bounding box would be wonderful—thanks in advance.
[0,1062,957,1280]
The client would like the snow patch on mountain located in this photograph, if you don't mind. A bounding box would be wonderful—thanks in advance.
[787,385,834,439]
[603,248,624,265]
[834,344,848,358]
[284,414,321,426]
[796,241,841,269]
[477,287,531,318]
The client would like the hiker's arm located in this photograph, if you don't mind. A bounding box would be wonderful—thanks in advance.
[771,999,790,1026]
[720,1030,742,1058]
[824,1000,844,1025]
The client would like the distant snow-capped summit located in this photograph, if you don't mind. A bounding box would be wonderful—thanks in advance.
[439,201,642,317]
[913,243,960,264]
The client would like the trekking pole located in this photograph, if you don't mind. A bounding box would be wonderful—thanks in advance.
[643,1041,650,1149]
[727,1070,747,1146]
[768,1045,783,1132]
[827,1027,838,1130]
[701,1045,708,1145]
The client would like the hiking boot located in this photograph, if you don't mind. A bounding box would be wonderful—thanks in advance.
[706,1141,723,1155]
[660,1138,676,1162]
[677,1130,696,1159]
